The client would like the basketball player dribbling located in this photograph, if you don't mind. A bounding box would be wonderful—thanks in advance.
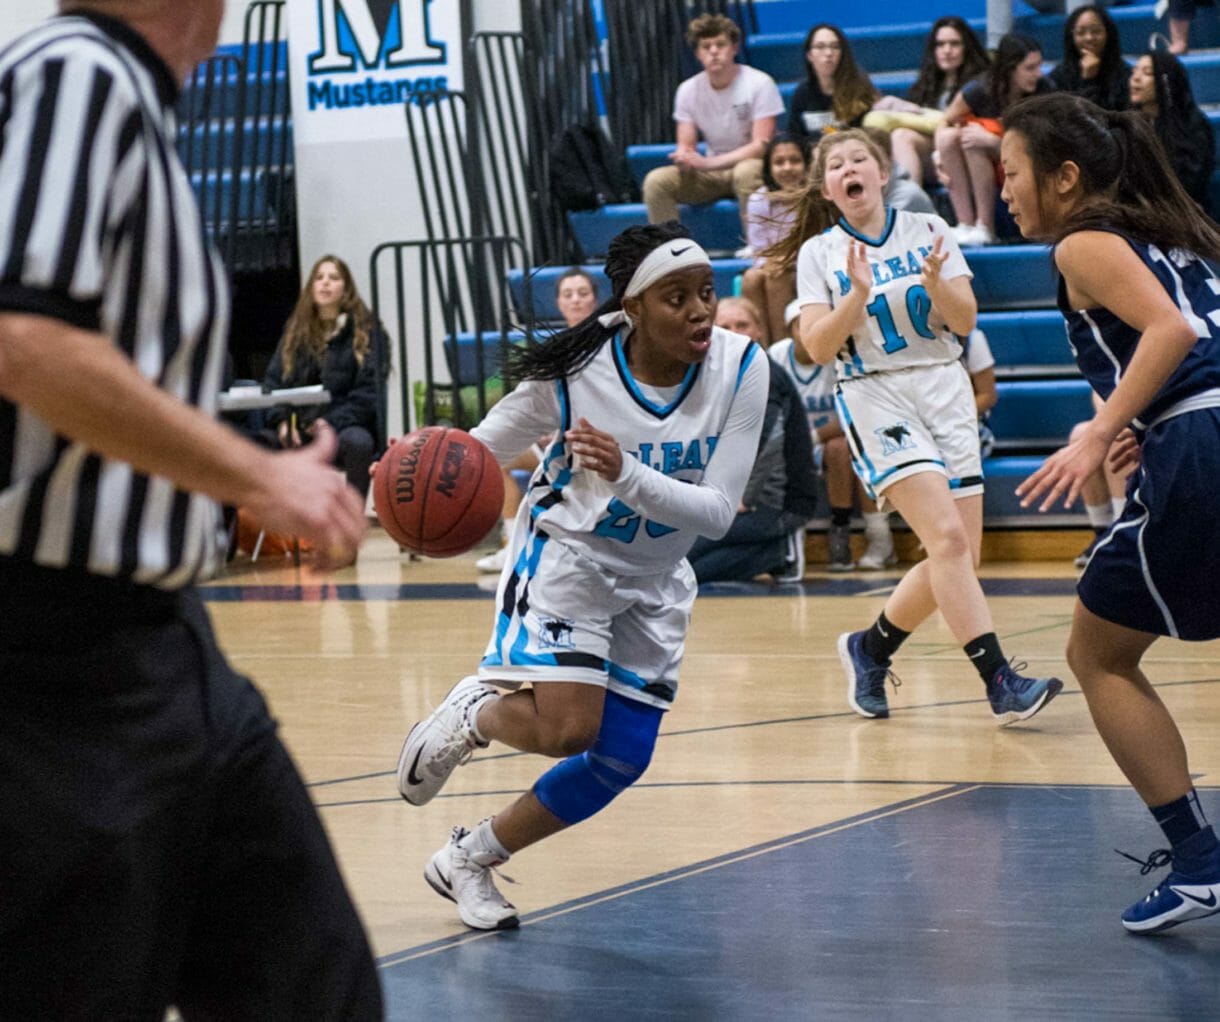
[392,223,768,930]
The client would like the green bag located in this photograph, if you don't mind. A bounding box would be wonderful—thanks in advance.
[412,376,505,429]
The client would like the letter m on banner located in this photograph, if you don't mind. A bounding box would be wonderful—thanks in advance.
[309,0,445,73]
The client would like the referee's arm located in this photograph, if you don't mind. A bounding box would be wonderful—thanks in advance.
[0,312,366,562]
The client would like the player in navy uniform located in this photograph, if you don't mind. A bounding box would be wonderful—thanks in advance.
[770,128,1061,725]
[393,224,768,930]
[1004,93,1220,933]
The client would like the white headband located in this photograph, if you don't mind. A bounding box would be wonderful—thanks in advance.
[597,239,712,330]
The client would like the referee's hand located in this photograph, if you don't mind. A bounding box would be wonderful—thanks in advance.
[247,422,367,569]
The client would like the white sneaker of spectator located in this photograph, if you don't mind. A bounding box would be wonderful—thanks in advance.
[475,546,508,573]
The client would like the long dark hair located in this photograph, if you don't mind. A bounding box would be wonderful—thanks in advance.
[505,222,694,381]
[1144,51,1206,157]
[278,254,374,377]
[761,132,814,191]
[1003,93,1220,259]
[908,16,990,109]
[802,23,878,124]
[1061,6,1126,86]
[987,33,1041,113]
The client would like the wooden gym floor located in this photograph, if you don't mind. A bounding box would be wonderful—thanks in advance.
[201,530,1220,1020]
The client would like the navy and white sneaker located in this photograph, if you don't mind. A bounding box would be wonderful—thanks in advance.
[837,630,897,719]
[987,661,1062,726]
[397,677,498,805]
[1120,846,1220,934]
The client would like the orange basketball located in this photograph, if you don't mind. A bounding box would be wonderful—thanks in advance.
[373,427,504,556]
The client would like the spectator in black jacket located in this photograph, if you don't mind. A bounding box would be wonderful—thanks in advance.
[263,254,387,498]
[1129,51,1216,214]
[788,23,878,141]
[1049,5,1130,112]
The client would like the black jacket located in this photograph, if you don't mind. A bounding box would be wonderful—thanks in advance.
[263,315,387,437]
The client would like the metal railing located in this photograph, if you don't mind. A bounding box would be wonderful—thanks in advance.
[238,0,294,272]
[370,237,534,432]
[178,54,244,270]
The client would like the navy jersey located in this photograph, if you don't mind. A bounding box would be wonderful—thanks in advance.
[1058,236,1220,429]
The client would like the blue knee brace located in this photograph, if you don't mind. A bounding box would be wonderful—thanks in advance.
[532,690,663,825]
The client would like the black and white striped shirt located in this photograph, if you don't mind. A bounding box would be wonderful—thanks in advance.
[0,12,230,588]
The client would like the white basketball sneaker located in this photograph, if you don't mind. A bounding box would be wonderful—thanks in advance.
[397,677,499,805]
[857,528,897,570]
[424,826,519,930]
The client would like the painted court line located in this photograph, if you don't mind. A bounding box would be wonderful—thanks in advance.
[375,784,979,967]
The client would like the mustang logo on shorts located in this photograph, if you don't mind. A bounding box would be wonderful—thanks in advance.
[875,422,915,456]
[539,617,576,650]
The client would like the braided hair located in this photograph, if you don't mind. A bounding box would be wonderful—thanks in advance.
[505,222,694,381]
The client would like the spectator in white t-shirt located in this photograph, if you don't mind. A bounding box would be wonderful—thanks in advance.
[642,14,785,241]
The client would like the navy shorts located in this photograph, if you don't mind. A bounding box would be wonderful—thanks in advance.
[1078,408,1220,641]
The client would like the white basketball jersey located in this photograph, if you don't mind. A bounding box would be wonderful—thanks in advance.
[472,326,768,576]
[768,338,837,433]
[796,208,972,379]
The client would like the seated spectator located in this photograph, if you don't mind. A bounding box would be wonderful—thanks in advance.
[262,254,386,500]
[864,126,936,215]
[770,301,896,571]
[935,33,1052,246]
[889,16,991,189]
[1129,50,1216,213]
[714,295,767,341]
[642,14,783,240]
[1163,0,1213,55]
[789,23,878,142]
[740,133,812,344]
[1050,6,1130,112]
[961,327,998,458]
[477,268,601,573]
[554,267,599,327]
[687,301,819,582]
[1068,395,1136,569]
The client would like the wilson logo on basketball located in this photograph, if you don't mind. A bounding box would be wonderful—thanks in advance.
[434,440,466,498]
[394,434,428,504]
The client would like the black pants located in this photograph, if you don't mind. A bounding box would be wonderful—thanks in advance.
[254,424,375,499]
[0,562,382,1021]
[687,506,789,583]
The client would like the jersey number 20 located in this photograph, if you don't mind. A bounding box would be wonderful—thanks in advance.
[594,497,677,543]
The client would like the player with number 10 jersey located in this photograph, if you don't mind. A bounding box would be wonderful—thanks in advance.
[796,207,971,379]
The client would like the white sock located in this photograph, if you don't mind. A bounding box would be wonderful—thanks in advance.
[1085,501,1114,530]
[460,817,511,864]
[466,692,497,745]
[1111,496,1127,518]
[863,510,890,537]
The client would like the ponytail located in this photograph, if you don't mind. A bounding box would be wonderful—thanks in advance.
[505,222,694,381]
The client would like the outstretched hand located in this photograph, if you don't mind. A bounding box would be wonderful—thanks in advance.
[846,240,872,295]
[565,417,623,481]
[250,421,367,569]
[920,234,949,293]
[1016,426,1113,512]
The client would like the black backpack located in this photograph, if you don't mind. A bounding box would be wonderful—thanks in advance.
[548,123,630,212]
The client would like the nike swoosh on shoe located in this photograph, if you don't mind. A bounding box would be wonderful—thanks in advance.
[1172,886,1219,908]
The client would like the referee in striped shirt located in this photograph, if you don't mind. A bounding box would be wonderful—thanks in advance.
[0,3,381,1017]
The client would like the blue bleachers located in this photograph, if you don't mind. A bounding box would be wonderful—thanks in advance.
[443,331,527,386]
[977,310,1073,371]
[981,455,1044,519]
[569,201,745,258]
[989,379,1094,450]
